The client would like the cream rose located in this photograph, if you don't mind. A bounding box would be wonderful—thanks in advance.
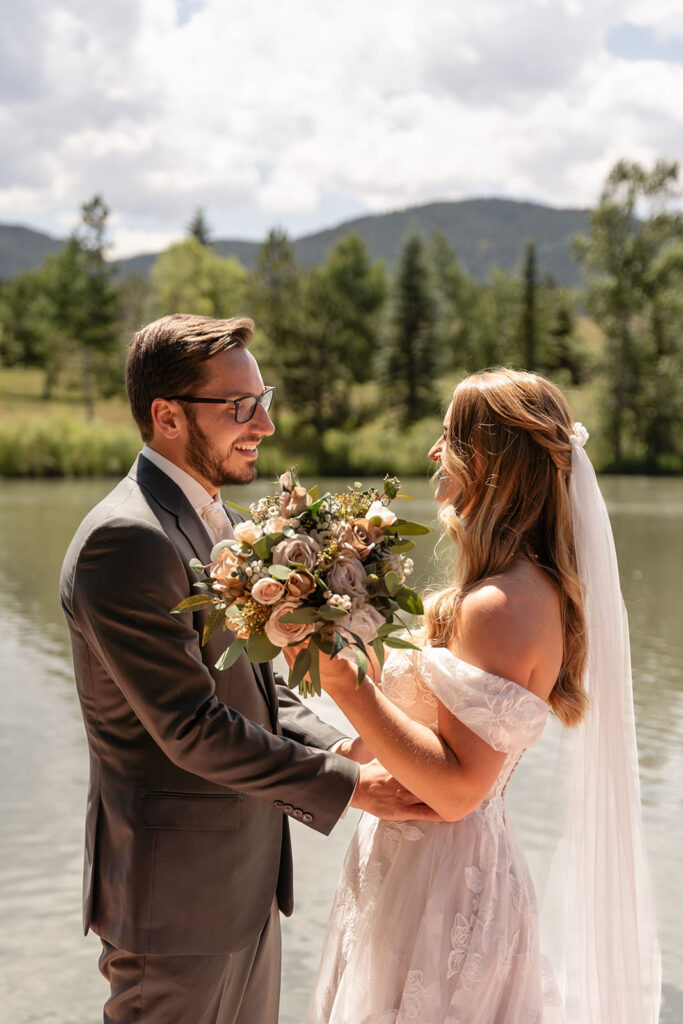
[233,520,263,545]
[326,555,367,601]
[341,605,386,644]
[271,534,321,570]
[264,599,316,647]
[250,577,286,605]
[263,515,289,535]
[366,500,397,527]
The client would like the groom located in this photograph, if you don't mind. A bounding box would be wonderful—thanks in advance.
[60,314,434,1024]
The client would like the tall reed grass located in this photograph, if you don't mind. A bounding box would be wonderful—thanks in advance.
[0,418,142,477]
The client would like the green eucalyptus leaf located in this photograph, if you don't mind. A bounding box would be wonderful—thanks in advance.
[269,564,292,580]
[352,648,368,688]
[388,538,416,554]
[215,637,246,671]
[318,605,349,621]
[308,484,320,502]
[246,633,281,663]
[251,537,271,560]
[371,636,385,672]
[202,605,226,645]
[189,557,207,576]
[171,594,215,613]
[384,636,421,650]
[288,648,312,690]
[331,630,349,658]
[376,621,405,638]
[280,607,321,624]
[395,586,424,615]
[386,520,433,535]
[308,643,321,696]
[384,570,401,596]
[222,498,252,516]
[307,492,332,516]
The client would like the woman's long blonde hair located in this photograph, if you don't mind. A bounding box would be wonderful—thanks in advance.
[425,368,588,727]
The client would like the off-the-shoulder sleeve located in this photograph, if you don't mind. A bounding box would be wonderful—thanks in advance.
[418,647,549,752]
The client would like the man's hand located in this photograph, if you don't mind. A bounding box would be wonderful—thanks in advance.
[334,736,375,764]
[350,759,443,822]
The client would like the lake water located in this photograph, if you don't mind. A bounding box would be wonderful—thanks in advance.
[0,475,681,1023]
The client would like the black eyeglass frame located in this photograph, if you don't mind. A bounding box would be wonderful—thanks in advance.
[164,387,276,423]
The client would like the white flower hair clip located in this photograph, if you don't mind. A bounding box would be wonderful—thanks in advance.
[570,422,589,448]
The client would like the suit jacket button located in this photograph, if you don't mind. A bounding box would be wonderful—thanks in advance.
[302,812,313,823]
[274,800,284,810]
[292,808,303,819]
[283,803,294,813]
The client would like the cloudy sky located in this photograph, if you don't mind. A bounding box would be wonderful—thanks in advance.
[2,0,682,257]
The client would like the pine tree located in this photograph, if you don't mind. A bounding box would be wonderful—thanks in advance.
[383,234,438,424]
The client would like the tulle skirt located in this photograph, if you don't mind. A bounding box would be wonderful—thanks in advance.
[306,798,563,1024]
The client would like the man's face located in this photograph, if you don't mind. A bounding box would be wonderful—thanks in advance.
[180,347,275,491]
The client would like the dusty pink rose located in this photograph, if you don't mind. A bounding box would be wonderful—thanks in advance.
[233,520,263,545]
[280,485,312,519]
[271,534,321,570]
[366,500,397,527]
[212,548,245,597]
[341,605,386,644]
[326,555,367,601]
[264,599,316,648]
[347,517,385,559]
[285,569,317,600]
[250,577,286,605]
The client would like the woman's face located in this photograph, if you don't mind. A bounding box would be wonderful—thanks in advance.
[428,403,459,505]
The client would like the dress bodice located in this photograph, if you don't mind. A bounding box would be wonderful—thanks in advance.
[381,646,550,800]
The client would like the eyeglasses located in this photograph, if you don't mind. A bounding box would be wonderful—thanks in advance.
[165,387,275,423]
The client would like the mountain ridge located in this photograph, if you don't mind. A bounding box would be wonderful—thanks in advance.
[0,197,592,287]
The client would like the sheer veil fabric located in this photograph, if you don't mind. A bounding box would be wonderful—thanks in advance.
[536,433,661,1022]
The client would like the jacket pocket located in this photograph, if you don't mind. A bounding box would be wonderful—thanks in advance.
[142,792,242,832]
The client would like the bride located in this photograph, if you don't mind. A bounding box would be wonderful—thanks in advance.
[301,370,661,1023]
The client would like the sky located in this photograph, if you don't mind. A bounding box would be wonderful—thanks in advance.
[1,0,682,258]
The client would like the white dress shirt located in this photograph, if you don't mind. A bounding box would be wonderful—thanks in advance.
[141,445,220,543]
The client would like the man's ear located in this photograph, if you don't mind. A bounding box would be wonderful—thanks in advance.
[151,398,184,440]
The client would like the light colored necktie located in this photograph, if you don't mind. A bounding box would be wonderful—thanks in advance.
[197,500,234,542]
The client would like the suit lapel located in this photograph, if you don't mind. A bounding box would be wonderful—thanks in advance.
[133,455,277,721]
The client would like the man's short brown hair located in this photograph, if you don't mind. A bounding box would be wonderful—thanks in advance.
[125,314,254,440]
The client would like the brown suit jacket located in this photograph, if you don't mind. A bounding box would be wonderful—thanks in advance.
[59,454,358,955]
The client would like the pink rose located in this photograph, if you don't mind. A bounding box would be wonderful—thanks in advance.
[233,520,263,545]
[271,534,321,570]
[280,485,312,519]
[264,599,316,648]
[326,555,367,601]
[250,577,286,605]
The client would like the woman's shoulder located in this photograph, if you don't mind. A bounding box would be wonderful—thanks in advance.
[455,560,562,698]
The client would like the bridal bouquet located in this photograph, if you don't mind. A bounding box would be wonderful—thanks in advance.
[172,471,431,696]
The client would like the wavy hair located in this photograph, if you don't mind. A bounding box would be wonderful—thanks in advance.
[425,368,588,728]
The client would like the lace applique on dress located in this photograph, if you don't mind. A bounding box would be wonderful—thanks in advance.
[306,646,558,1024]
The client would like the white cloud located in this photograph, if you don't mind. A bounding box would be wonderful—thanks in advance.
[0,0,680,254]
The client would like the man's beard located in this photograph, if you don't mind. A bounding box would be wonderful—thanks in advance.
[184,409,259,489]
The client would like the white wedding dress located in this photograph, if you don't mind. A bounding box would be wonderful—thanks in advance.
[306,645,563,1024]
